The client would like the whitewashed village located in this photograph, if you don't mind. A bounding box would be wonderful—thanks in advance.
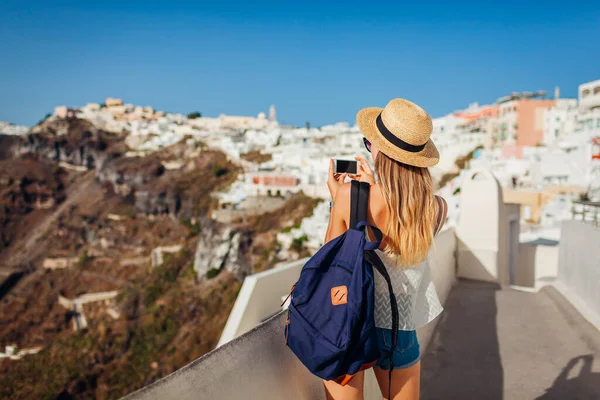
[1,78,600,399]
[4,79,598,251]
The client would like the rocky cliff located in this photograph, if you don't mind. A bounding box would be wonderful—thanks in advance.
[7,117,239,220]
[0,156,68,252]
[193,222,248,281]
[17,117,126,172]
[0,114,320,399]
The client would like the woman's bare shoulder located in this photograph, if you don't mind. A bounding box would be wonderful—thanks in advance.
[367,184,388,222]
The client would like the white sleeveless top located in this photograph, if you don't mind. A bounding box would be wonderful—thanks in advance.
[369,195,446,331]
[372,250,443,330]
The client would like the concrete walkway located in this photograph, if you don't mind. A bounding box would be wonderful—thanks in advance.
[421,280,600,400]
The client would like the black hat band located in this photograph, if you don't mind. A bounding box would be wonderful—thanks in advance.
[376,113,426,153]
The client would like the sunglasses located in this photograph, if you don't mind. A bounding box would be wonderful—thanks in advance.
[362,137,372,153]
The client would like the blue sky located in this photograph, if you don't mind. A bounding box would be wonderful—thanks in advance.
[1,1,599,127]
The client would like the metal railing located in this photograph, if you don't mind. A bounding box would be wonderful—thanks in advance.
[571,200,600,228]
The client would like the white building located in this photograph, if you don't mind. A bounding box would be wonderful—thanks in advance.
[431,113,460,137]
[543,99,578,146]
[576,79,600,142]
[0,122,29,135]
[578,79,600,112]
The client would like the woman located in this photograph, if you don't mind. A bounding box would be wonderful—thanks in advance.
[323,99,447,400]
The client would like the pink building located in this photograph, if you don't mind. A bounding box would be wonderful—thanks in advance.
[251,176,298,187]
[501,144,524,159]
[515,99,557,147]
[494,96,556,147]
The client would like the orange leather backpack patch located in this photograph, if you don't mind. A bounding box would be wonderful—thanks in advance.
[331,286,348,305]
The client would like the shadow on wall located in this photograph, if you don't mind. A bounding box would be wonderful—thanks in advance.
[517,240,559,288]
[455,236,498,282]
[420,279,503,400]
[518,243,541,287]
[536,354,600,399]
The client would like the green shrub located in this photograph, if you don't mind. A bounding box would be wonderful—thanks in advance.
[78,250,90,265]
[180,218,201,237]
[180,262,197,280]
[144,283,164,308]
[206,268,220,279]
[291,234,309,253]
[187,111,202,119]
[213,165,229,177]
[122,205,137,219]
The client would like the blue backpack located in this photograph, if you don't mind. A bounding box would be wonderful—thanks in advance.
[283,180,400,390]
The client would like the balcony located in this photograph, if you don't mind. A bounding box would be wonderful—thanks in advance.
[122,170,600,399]
[579,84,600,112]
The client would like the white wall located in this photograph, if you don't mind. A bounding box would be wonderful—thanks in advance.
[415,228,457,352]
[218,258,308,347]
[554,220,600,329]
[456,169,503,282]
[123,312,326,400]
[517,243,559,288]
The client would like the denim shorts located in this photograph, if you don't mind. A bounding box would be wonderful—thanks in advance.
[373,328,420,370]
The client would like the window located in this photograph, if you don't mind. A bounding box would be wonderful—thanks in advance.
[594,86,600,95]
[555,129,559,137]
[582,89,591,98]
[588,119,594,129]
[597,118,600,128]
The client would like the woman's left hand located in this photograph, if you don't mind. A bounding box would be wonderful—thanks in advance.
[327,159,347,200]
[352,156,376,185]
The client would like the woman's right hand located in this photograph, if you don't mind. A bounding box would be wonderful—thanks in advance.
[354,156,376,185]
[327,159,347,200]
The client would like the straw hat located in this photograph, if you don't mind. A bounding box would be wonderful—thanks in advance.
[356,98,439,167]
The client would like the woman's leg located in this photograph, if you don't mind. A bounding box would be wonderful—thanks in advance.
[323,370,365,400]
[373,361,420,400]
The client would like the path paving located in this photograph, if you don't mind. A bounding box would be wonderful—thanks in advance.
[421,279,600,400]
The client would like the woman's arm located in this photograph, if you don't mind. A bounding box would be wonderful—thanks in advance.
[324,183,351,244]
[324,156,377,244]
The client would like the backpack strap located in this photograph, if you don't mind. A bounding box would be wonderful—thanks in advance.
[350,180,370,229]
[351,180,399,397]
[350,180,359,229]
[365,251,399,399]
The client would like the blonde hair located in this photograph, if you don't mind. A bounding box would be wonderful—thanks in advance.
[375,152,438,266]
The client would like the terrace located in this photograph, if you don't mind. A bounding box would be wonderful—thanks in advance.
[122,169,600,399]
